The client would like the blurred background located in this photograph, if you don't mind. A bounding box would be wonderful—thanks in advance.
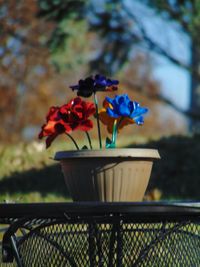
[0,0,200,203]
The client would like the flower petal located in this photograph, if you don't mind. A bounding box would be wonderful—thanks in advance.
[77,120,93,131]
[101,94,148,134]
[46,133,58,148]
[99,109,115,134]
[69,74,119,97]
[134,116,144,125]
[107,108,120,118]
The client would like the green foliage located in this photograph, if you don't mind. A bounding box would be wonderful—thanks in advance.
[38,0,88,21]
[49,19,90,71]
[37,0,134,74]
[37,0,200,73]
[144,0,200,38]
[38,0,90,71]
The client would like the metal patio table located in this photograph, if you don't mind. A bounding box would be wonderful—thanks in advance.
[0,202,200,266]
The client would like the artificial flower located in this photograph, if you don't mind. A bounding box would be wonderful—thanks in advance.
[38,105,72,148]
[39,75,148,149]
[70,74,119,97]
[39,97,95,148]
[99,94,148,133]
[105,94,148,121]
[99,107,134,134]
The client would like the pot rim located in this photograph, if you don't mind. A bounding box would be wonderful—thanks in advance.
[54,148,160,160]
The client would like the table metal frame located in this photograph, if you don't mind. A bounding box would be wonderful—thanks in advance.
[0,202,200,267]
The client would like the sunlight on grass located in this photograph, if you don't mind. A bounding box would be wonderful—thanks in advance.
[0,192,71,203]
[0,136,152,203]
[0,135,152,179]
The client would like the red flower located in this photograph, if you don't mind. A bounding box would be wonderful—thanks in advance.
[39,97,95,148]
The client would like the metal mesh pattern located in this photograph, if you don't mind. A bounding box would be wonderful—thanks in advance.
[12,219,200,266]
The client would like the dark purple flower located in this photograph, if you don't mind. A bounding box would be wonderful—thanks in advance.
[70,74,119,97]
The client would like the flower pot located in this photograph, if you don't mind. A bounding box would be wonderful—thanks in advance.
[54,148,160,202]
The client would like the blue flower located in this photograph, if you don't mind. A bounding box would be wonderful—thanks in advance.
[70,74,119,97]
[105,94,148,124]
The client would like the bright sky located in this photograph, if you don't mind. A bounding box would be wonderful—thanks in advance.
[126,0,191,111]
[153,56,191,110]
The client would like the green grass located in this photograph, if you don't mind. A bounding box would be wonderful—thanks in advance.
[0,140,72,203]
[0,135,154,203]
[1,133,200,203]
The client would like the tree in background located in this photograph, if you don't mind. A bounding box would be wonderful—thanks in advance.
[0,0,189,143]
[38,0,200,126]
[0,0,53,141]
[0,0,90,142]
[143,0,200,128]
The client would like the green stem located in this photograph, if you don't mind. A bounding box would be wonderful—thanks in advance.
[112,119,118,148]
[93,92,102,149]
[116,117,124,129]
[65,133,79,150]
[85,131,92,149]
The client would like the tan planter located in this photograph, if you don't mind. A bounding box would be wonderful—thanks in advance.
[54,149,160,202]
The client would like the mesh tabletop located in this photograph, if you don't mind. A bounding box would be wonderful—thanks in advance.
[1,202,200,267]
